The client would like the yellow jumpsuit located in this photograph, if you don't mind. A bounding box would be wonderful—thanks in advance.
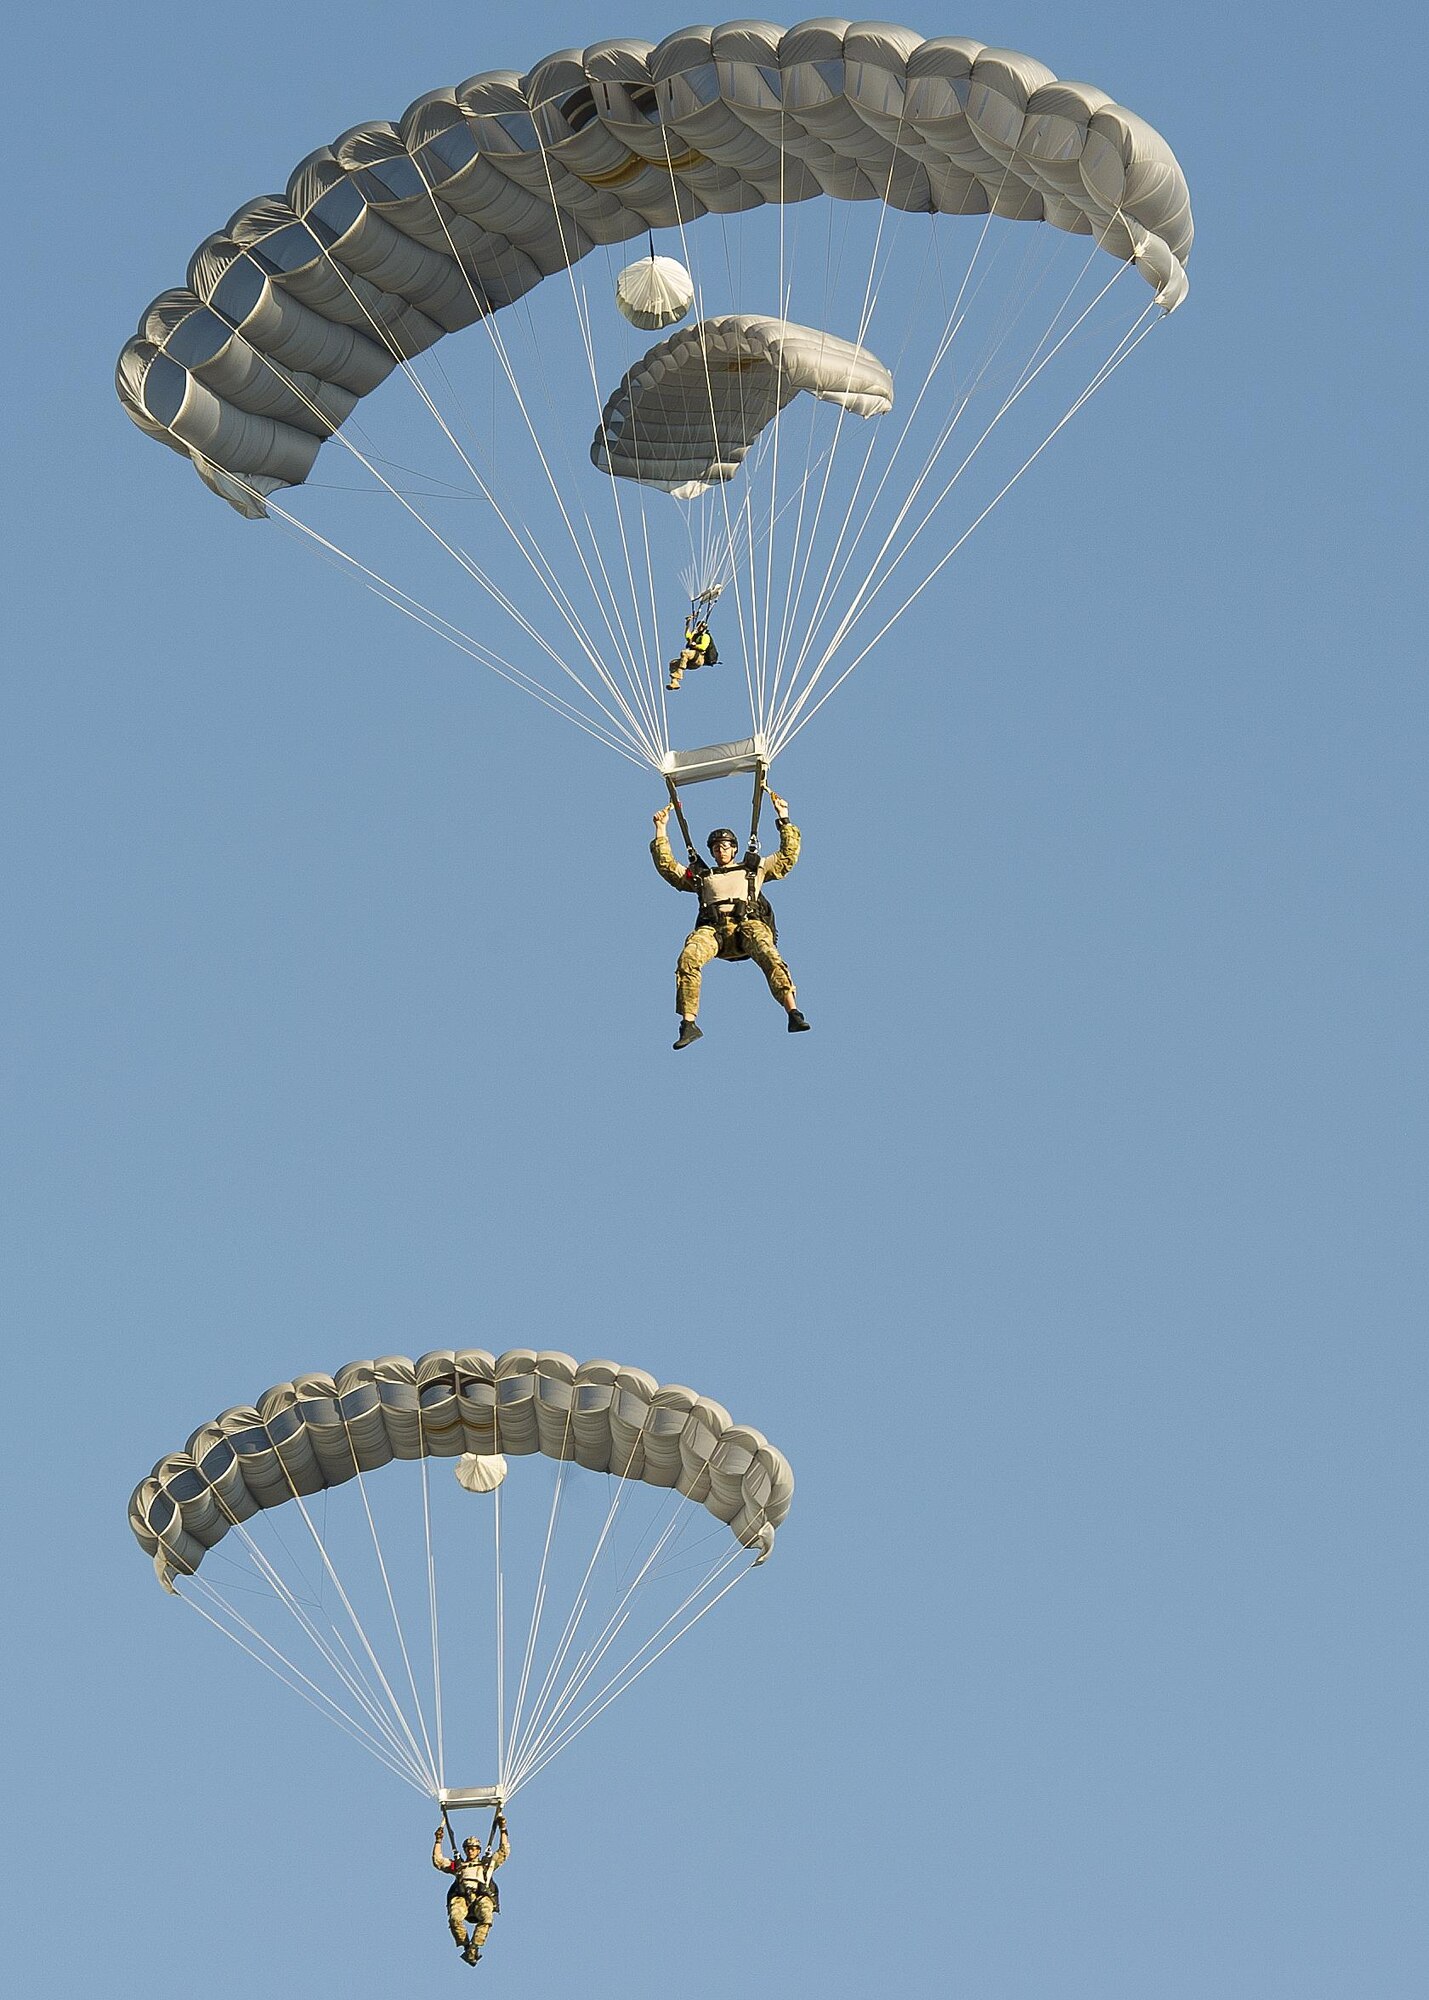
[651,820,800,1019]
[667,623,714,689]
[434,1823,509,1956]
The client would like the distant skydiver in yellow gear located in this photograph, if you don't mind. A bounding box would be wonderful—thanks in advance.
[433,1812,509,1966]
[666,616,717,690]
[651,785,809,1049]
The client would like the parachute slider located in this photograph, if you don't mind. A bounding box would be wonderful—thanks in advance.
[439,1787,506,1813]
[660,735,769,787]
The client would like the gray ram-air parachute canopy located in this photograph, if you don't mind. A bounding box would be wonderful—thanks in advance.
[593,315,894,497]
[115,22,1193,780]
[129,1351,792,1806]
[116,22,1191,519]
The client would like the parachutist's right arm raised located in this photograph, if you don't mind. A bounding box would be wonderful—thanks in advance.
[651,807,697,890]
[433,1830,455,1873]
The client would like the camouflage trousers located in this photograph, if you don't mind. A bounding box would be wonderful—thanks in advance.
[676,920,793,1018]
[447,1889,496,1950]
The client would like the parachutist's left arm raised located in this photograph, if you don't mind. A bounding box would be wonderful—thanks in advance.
[490,1815,510,1871]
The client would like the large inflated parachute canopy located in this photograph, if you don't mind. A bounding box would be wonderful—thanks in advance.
[116,22,1191,517]
[115,22,1192,779]
[129,1349,791,1807]
[130,1348,793,1588]
[594,315,893,497]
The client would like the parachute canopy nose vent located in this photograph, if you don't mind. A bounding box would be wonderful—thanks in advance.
[615,254,695,330]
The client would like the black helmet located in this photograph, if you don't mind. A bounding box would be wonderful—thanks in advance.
[707,828,739,854]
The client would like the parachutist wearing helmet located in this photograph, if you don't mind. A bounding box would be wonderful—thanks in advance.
[651,787,809,1048]
[433,1812,508,1966]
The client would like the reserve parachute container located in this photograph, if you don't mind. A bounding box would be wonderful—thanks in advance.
[117,22,1192,782]
[130,1349,791,1811]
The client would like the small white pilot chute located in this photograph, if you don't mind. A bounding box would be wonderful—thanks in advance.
[614,254,695,331]
[592,316,894,498]
[454,1452,508,1493]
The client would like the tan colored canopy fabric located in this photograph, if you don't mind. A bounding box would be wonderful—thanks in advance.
[129,1350,794,1585]
[116,22,1191,515]
[592,315,893,497]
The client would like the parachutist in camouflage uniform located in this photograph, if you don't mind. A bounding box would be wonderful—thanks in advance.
[651,787,809,1049]
[434,1813,509,1966]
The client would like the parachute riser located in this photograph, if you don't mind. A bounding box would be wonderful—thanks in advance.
[663,774,701,870]
[664,755,769,868]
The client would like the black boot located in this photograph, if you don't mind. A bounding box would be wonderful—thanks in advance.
[786,1009,810,1033]
[673,1019,704,1050]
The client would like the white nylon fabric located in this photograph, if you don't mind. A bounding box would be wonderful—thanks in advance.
[455,1452,509,1493]
[116,21,1192,512]
[129,1350,795,1582]
[615,253,696,329]
[592,315,893,496]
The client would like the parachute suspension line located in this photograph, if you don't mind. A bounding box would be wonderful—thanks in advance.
[203,305,658,764]
[767,219,936,731]
[198,1493,433,1789]
[308,1448,442,1792]
[522,128,670,750]
[508,1544,751,1797]
[320,1418,441,1789]
[176,1580,433,1794]
[493,1466,507,1795]
[750,134,793,728]
[498,1440,572,1784]
[561,270,668,758]
[399,181,662,746]
[659,142,763,744]
[260,499,650,764]
[178,1535,423,1787]
[504,1478,700,1793]
[765,229,979,722]
[764,193,844,720]
[765,144,1022,738]
[508,1543,757,1799]
[769,247,1140,752]
[501,1418,654,1789]
[418,1447,446,1793]
[380,164,664,762]
[776,298,1162,752]
[364,577,650,767]
[290,233,659,761]
[761,105,918,737]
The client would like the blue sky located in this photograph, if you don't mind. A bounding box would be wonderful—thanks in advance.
[5,4,1425,1995]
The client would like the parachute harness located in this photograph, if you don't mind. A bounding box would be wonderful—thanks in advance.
[664,756,768,874]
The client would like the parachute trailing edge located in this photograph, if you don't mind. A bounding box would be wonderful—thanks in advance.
[592,316,894,498]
